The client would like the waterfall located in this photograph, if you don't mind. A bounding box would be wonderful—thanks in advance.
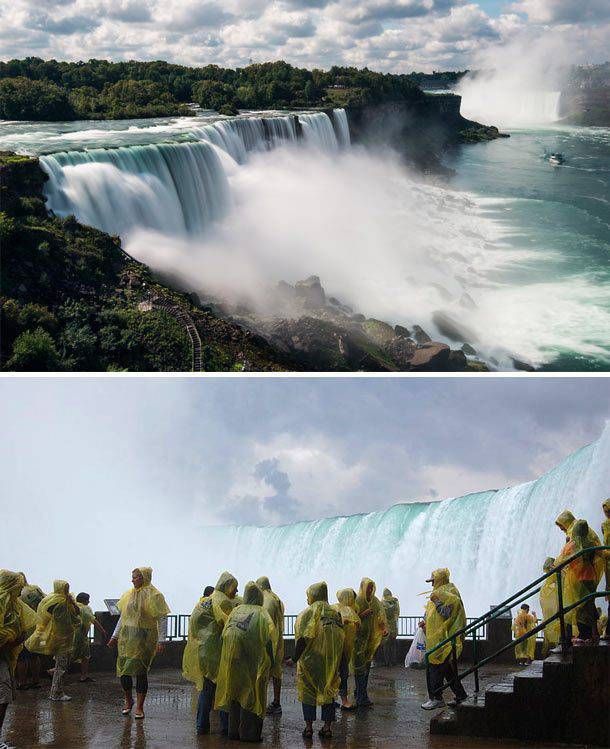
[332,108,351,147]
[40,110,345,237]
[193,424,610,615]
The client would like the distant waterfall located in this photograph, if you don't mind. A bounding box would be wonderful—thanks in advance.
[193,424,610,615]
[41,110,346,237]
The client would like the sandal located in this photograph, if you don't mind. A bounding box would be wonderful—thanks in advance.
[134,712,145,720]
[121,704,133,716]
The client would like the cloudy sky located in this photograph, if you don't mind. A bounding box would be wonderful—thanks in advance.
[2,376,608,529]
[0,0,607,72]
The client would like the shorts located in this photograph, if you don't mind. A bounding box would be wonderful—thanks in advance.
[17,647,36,663]
[0,659,15,704]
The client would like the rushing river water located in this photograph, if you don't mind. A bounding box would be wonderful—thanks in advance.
[1,109,608,370]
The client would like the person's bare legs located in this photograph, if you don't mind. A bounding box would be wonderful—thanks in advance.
[31,657,41,687]
[79,658,90,682]
[135,691,146,718]
[0,703,8,736]
[273,677,281,706]
[15,662,26,689]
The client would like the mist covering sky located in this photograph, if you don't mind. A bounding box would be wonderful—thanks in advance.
[0,0,607,72]
[1,377,609,610]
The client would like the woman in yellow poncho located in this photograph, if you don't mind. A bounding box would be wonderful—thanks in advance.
[353,577,387,708]
[255,576,284,716]
[294,582,344,739]
[215,581,275,742]
[183,571,238,735]
[602,499,610,639]
[332,588,360,710]
[540,557,561,656]
[107,567,170,719]
[378,588,400,667]
[555,519,604,644]
[0,570,38,745]
[421,568,467,710]
[513,604,536,665]
[25,579,80,701]
[15,574,43,691]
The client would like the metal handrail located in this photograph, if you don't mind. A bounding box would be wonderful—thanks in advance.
[424,544,609,698]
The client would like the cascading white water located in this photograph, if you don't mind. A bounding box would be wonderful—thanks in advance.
[41,110,341,237]
[192,423,610,615]
[332,108,351,147]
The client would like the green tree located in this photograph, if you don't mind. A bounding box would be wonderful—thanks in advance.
[7,328,61,371]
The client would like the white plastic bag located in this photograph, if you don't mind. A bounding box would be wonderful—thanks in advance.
[405,626,426,668]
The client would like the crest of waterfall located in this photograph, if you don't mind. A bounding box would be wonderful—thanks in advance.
[193,423,610,615]
[40,110,344,237]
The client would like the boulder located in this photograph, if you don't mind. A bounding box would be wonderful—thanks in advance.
[294,275,325,308]
[461,342,477,356]
[511,357,535,372]
[412,325,431,344]
[385,337,416,368]
[432,311,479,343]
[447,349,468,370]
[362,318,396,347]
[409,342,450,370]
[394,324,411,339]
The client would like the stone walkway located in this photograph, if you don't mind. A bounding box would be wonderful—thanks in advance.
[3,665,588,748]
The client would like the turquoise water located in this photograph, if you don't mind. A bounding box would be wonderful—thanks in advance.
[449,126,610,369]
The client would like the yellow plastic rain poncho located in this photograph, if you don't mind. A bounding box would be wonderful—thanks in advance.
[597,610,608,637]
[513,608,536,660]
[115,567,170,677]
[353,578,387,674]
[214,582,276,719]
[19,582,45,613]
[0,571,38,675]
[539,557,560,654]
[332,589,360,665]
[25,580,80,657]
[295,582,344,706]
[381,588,400,637]
[182,571,238,690]
[554,520,604,627]
[72,602,96,662]
[256,576,284,681]
[603,499,610,600]
[555,510,576,539]
[424,569,467,666]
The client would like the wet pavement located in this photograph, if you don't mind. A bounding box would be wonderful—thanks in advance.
[4,664,586,748]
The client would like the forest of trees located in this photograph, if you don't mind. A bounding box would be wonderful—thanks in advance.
[0,57,424,120]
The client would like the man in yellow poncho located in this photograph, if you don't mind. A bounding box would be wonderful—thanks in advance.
[378,588,400,667]
[183,571,238,735]
[512,604,536,665]
[255,576,284,716]
[215,581,275,742]
[332,588,360,710]
[0,570,38,748]
[602,499,610,640]
[421,568,467,710]
[107,567,170,719]
[294,582,344,739]
[25,580,80,701]
[539,557,561,656]
[555,519,604,644]
[73,592,107,684]
[353,577,387,708]
[16,576,44,691]
[556,509,576,539]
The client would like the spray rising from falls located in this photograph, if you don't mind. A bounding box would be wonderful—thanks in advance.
[194,423,610,615]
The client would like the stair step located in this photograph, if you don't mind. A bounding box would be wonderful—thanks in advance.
[430,709,458,736]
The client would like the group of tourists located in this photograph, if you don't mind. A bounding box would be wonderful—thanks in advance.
[514,501,610,665]
[1,500,607,747]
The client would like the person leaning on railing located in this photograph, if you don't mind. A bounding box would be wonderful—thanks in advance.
[554,519,604,645]
[539,557,561,656]
[602,499,610,640]
[421,568,468,711]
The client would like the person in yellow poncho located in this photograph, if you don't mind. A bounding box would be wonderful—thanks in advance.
[596,607,608,637]
[183,571,238,735]
[107,567,170,719]
[215,581,276,742]
[293,582,344,739]
[0,570,38,747]
[513,604,536,665]
[421,568,468,710]
[555,509,576,539]
[378,588,400,667]
[353,577,387,708]
[555,519,604,644]
[539,557,561,656]
[73,592,107,684]
[255,576,284,717]
[25,579,80,701]
[15,574,44,691]
[602,499,610,640]
[332,588,360,710]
